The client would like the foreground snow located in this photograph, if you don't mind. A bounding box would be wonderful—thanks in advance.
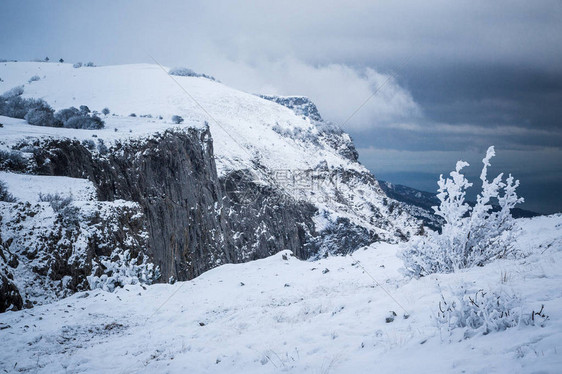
[1,215,561,373]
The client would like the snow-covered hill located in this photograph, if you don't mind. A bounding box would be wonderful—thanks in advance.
[0,61,419,308]
[0,214,560,373]
[0,61,415,241]
[0,62,362,176]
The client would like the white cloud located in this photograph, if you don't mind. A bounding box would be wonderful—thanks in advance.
[197,56,422,131]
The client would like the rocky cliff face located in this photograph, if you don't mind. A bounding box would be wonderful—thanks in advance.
[259,95,323,122]
[2,120,417,305]
[0,121,421,310]
[3,127,321,287]
[0,199,155,312]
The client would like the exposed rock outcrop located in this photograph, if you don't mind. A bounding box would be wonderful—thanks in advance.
[259,95,323,122]
[0,235,23,313]
[0,200,156,309]
[12,128,322,283]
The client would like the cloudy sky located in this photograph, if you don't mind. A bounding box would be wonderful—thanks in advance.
[1,0,561,213]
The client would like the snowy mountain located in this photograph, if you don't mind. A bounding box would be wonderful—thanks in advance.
[0,214,560,373]
[0,61,417,309]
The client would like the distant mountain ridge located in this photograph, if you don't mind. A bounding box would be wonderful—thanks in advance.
[379,180,540,229]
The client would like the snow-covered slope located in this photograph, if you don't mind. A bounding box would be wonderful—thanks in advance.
[0,214,560,373]
[0,62,360,174]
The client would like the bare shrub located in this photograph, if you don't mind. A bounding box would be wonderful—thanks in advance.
[0,181,16,202]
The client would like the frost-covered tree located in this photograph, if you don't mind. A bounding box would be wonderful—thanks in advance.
[54,107,80,124]
[1,86,24,98]
[169,67,197,77]
[0,86,103,129]
[102,107,110,116]
[54,106,105,129]
[0,91,59,126]
[168,67,216,81]
[24,102,59,127]
[64,114,104,130]
[0,180,16,202]
[400,146,524,277]
[172,115,184,124]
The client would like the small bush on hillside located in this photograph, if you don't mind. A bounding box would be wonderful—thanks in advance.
[0,181,16,202]
[169,67,216,81]
[129,113,136,117]
[73,62,82,68]
[0,150,27,171]
[0,86,103,129]
[169,67,197,77]
[54,106,105,129]
[0,86,31,118]
[0,96,27,119]
[400,146,523,277]
[81,139,96,150]
[102,107,110,116]
[88,248,160,292]
[63,114,104,129]
[85,62,95,67]
[437,285,548,339]
[39,193,79,226]
[172,115,184,124]
[97,139,108,154]
[2,86,24,98]
[16,98,52,121]
[24,101,59,127]
[54,107,81,123]
[39,193,73,211]
[28,75,40,83]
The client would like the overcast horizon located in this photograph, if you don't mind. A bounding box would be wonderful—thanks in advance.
[1,0,561,213]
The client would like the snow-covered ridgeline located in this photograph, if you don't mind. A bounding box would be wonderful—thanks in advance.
[0,61,417,243]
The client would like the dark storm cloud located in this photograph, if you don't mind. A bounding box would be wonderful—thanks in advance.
[399,65,562,131]
[0,0,561,212]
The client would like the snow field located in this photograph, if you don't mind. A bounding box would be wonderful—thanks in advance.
[0,215,560,373]
[0,171,96,202]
